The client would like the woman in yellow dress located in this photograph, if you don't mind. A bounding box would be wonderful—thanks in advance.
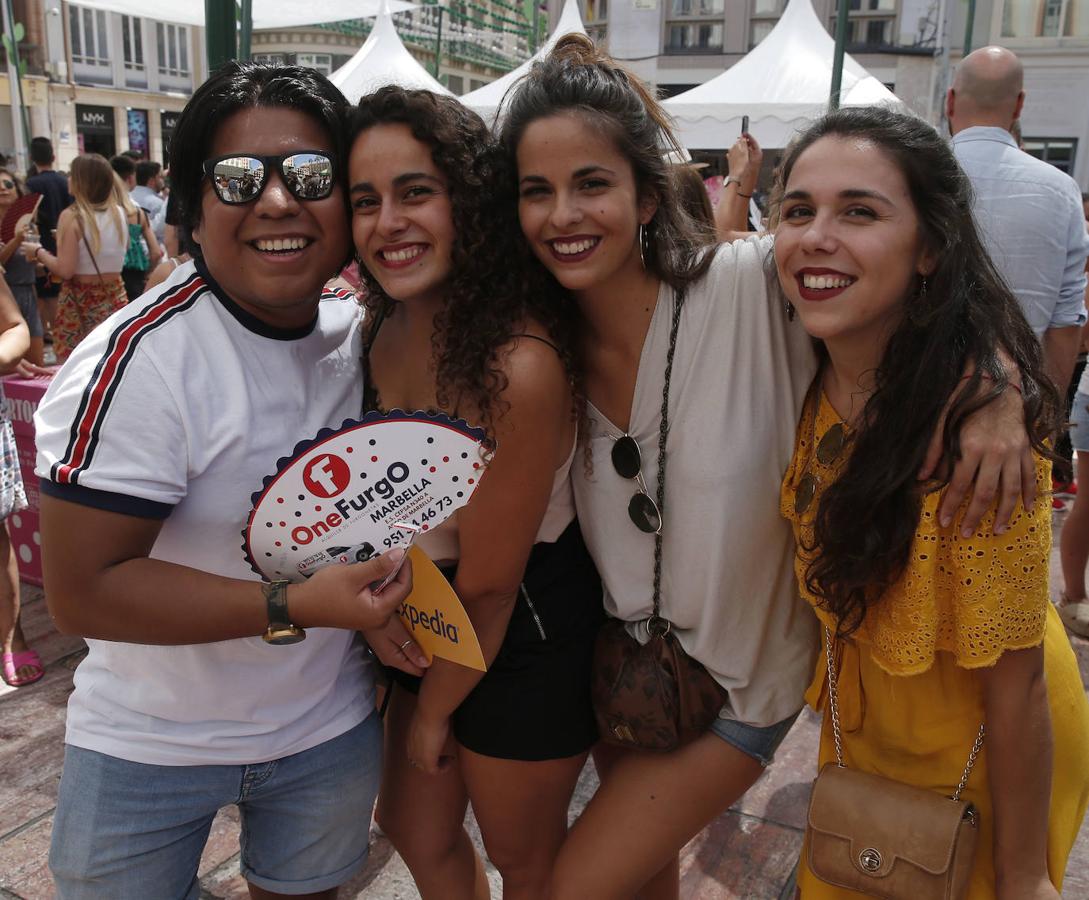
[775,106,1089,899]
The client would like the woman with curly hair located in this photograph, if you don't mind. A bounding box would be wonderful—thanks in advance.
[777,106,1089,900]
[348,86,602,900]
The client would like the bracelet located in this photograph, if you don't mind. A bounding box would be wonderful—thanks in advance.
[959,372,1023,395]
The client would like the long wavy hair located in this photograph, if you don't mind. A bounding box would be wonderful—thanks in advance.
[69,154,126,256]
[768,105,1060,636]
[349,87,574,439]
[496,33,714,292]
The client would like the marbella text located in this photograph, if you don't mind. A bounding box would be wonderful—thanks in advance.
[289,462,434,546]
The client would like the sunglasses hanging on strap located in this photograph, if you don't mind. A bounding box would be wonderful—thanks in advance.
[591,285,729,752]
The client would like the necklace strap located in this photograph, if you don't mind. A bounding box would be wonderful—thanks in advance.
[651,287,685,618]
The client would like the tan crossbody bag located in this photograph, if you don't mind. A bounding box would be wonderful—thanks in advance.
[805,626,984,899]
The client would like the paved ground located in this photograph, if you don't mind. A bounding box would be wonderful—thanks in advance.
[3,507,1088,899]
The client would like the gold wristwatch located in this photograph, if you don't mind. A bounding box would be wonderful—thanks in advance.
[261,580,306,645]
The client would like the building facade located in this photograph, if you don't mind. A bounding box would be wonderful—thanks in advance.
[562,0,1089,187]
[251,3,540,97]
[956,0,1089,186]
[0,1,537,171]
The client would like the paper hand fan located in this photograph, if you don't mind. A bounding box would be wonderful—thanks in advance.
[0,194,42,244]
[243,409,489,583]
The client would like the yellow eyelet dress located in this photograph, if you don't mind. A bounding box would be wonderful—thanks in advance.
[782,387,1089,898]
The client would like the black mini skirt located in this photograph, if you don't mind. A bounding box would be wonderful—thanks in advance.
[387,517,604,761]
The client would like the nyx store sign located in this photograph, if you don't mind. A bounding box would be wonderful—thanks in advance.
[76,105,114,134]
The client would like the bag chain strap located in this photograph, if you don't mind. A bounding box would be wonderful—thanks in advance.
[824,625,985,802]
[649,287,685,622]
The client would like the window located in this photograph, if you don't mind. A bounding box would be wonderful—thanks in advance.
[122,16,143,71]
[69,5,109,69]
[296,53,332,74]
[750,0,781,48]
[252,53,286,65]
[585,0,608,21]
[857,17,893,44]
[833,0,898,48]
[446,74,465,93]
[750,19,774,46]
[1002,0,1089,36]
[672,0,724,14]
[156,23,190,78]
[1023,138,1077,173]
[667,0,725,53]
[666,22,724,52]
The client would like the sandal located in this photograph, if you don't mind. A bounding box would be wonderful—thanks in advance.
[1058,594,1089,639]
[2,649,44,687]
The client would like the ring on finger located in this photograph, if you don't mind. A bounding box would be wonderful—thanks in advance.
[398,639,413,652]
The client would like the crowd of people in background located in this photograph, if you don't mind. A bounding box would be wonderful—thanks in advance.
[2,33,1089,900]
[0,137,174,690]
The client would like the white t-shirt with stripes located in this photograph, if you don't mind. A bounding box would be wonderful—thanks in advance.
[35,260,372,766]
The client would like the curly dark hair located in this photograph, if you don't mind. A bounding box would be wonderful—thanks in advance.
[496,33,714,293]
[767,105,1060,637]
[349,87,575,439]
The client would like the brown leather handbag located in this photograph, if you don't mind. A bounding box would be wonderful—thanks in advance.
[805,627,983,899]
[590,288,728,753]
[592,615,728,751]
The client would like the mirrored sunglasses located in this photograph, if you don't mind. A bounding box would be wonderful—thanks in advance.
[611,435,662,534]
[202,152,335,205]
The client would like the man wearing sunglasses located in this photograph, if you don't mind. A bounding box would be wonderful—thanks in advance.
[34,63,420,900]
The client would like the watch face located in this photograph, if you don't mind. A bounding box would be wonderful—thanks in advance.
[263,626,306,645]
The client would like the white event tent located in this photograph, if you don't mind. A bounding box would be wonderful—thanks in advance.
[460,0,586,121]
[664,0,902,149]
[67,0,417,28]
[330,0,452,102]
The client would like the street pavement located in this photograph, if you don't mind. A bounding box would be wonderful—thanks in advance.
[2,509,1087,899]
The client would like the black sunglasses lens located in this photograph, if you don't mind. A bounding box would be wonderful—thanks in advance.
[0,179,14,189]
[628,493,661,534]
[212,157,264,203]
[282,153,334,200]
[611,436,642,480]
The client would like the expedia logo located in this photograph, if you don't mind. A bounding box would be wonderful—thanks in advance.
[400,602,460,644]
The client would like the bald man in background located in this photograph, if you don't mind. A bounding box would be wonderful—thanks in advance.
[949,46,1089,396]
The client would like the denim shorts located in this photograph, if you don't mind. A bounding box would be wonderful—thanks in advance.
[49,713,382,899]
[709,709,800,767]
[1069,390,1089,453]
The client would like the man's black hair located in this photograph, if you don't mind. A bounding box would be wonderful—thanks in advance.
[110,154,136,181]
[169,60,350,259]
[136,160,162,186]
[30,137,54,166]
